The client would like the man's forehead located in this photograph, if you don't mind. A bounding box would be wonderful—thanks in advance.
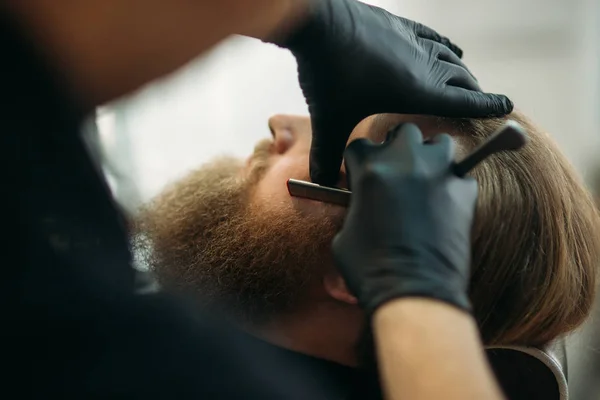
[349,114,457,145]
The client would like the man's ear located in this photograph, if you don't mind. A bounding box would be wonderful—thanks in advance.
[323,272,358,305]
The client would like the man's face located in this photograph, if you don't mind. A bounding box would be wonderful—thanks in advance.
[136,114,455,324]
[253,114,449,200]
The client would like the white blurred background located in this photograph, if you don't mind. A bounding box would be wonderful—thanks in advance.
[95,0,600,398]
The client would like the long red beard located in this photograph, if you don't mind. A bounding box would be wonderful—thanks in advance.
[132,142,343,324]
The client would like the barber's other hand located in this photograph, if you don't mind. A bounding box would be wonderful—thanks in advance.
[332,124,478,316]
[274,0,513,185]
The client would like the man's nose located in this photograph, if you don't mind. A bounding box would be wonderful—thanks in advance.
[268,115,303,154]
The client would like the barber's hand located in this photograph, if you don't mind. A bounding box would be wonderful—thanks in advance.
[332,124,478,315]
[274,0,512,185]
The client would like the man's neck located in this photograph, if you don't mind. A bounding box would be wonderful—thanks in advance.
[248,302,363,367]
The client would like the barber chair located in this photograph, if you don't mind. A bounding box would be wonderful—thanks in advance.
[486,339,568,400]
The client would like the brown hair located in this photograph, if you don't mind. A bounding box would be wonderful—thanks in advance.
[371,111,599,346]
[445,112,600,346]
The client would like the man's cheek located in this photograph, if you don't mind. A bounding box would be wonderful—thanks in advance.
[253,173,287,206]
[252,158,303,206]
[270,154,311,184]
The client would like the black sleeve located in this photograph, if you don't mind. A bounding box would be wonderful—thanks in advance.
[0,10,319,399]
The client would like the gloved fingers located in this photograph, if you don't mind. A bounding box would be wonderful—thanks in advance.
[466,176,479,197]
[331,232,348,261]
[430,133,456,162]
[330,234,359,294]
[430,132,453,146]
[384,122,408,143]
[462,175,479,190]
[413,22,463,58]
[344,138,378,173]
[433,86,514,118]
[457,177,479,209]
[343,138,380,192]
[386,123,424,150]
[438,61,481,92]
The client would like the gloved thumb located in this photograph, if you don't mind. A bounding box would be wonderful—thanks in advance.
[342,138,378,191]
[309,120,356,186]
[385,123,423,149]
[331,232,361,297]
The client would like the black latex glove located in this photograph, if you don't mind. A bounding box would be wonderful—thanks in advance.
[332,123,478,315]
[276,0,513,185]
